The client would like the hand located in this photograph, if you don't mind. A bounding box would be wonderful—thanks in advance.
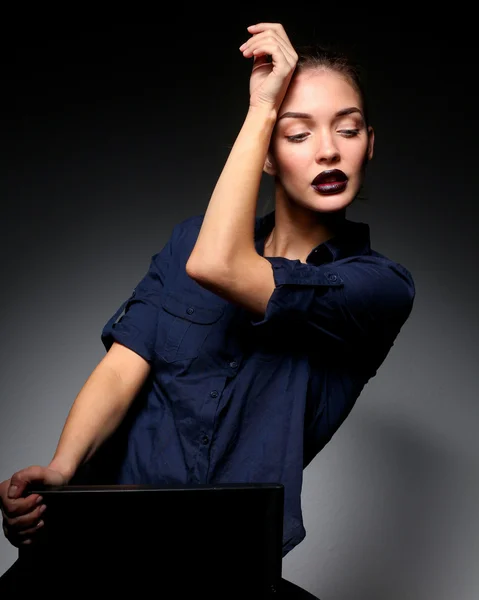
[240,22,298,112]
[1,465,67,547]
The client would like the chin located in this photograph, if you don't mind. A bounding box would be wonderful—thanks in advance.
[310,193,356,214]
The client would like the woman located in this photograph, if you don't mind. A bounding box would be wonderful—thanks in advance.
[1,23,414,597]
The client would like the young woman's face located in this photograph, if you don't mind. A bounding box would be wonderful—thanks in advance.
[268,68,374,213]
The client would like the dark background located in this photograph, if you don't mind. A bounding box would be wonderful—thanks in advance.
[1,11,478,599]
[2,12,476,291]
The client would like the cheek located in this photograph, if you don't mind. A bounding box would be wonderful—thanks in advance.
[275,147,310,178]
[345,140,370,173]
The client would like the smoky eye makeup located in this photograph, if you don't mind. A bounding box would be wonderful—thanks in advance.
[336,113,364,128]
[285,132,309,142]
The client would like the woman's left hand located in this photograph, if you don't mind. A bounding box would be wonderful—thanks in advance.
[240,22,298,113]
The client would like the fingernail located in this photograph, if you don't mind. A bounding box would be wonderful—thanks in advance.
[239,43,246,51]
[7,485,18,499]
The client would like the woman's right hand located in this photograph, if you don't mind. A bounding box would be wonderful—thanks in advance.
[0,465,68,547]
[240,22,298,113]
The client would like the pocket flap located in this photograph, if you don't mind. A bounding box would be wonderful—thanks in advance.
[161,292,224,324]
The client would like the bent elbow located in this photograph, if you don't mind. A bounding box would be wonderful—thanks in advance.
[185,256,229,287]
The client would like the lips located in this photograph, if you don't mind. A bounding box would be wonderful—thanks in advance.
[312,169,348,195]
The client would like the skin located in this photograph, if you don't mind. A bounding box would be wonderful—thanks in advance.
[1,343,150,546]
[186,22,374,311]
[264,68,374,262]
[0,22,374,548]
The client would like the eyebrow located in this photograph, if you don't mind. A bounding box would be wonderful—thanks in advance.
[277,107,363,121]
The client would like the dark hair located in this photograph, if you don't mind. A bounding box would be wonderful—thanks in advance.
[293,43,370,126]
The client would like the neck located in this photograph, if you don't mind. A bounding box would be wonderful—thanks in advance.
[264,190,346,263]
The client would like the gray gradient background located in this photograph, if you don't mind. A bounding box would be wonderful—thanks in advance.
[1,13,477,599]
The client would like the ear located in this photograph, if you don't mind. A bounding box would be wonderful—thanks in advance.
[263,152,277,176]
[367,126,375,161]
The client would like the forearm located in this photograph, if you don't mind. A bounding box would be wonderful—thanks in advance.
[187,106,277,274]
[48,357,144,481]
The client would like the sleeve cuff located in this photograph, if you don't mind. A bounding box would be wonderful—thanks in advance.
[251,257,343,328]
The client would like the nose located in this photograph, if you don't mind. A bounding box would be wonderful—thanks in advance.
[315,132,340,165]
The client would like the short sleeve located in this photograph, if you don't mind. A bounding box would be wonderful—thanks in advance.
[100,231,176,362]
[252,255,415,349]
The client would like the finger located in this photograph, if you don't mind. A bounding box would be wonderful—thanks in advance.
[13,535,35,547]
[247,46,297,74]
[247,23,286,36]
[240,32,295,59]
[250,55,273,76]
[3,501,46,529]
[247,23,293,49]
[19,538,33,546]
[3,527,37,548]
[8,465,47,499]
[242,35,289,60]
[2,493,43,519]
[241,32,297,65]
[248,42,297,74]
[16,519,45,538]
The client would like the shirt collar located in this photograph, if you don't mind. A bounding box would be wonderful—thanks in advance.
[254,210,371,265]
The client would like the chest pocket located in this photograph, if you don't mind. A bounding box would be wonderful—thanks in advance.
[156,291,225,363]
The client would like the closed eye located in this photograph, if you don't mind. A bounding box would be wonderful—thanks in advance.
[338,129,360,138]
[285,133,309,143]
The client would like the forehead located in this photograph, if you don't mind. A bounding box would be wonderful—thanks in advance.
[280,68,362,115]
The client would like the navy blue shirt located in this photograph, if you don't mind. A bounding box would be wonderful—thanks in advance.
[100,210,415,556]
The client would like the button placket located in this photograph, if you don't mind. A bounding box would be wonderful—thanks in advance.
[193,379,225,484]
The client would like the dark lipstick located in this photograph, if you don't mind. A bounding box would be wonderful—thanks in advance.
[311,169,348,195]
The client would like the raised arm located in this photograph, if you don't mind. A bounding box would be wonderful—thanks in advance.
[186,23,298,316]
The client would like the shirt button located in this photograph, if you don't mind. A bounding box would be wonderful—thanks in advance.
[229,361,238,369]
[186,307,194,315]
[210,390,218,398]
[202,435,210,445]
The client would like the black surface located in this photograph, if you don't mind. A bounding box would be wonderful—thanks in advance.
[16,483,284,596]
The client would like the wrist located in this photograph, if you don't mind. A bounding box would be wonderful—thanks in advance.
[239,105,277,148]
[247,103,278,124]
[47,456,77,483]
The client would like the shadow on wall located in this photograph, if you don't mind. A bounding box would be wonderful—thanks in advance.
[294,407,478,600]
